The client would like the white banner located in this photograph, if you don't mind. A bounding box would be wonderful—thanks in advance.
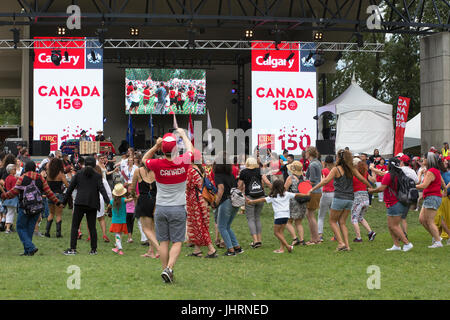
[251,42,317,155]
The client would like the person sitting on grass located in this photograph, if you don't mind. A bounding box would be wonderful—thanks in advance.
[108,183,135,256]
[246,179,309,254]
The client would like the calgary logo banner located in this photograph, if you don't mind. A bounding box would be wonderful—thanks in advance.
[251,41,317,154]
[33,37,103,151]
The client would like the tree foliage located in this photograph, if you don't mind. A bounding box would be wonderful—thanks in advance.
[0,98,20,125]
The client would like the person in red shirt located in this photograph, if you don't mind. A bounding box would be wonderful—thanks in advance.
[369,158,414,252]
[375,157,387,202]
[142,129,194,284]
[142,86,151,107]
[351,159,377,242]
[126,82,134,96]
[318,155,335,240]
[416,152,447,248]
[187,87,195,102]
[300,150,309,172]
[169,87,177,108]
[2,164,18,233]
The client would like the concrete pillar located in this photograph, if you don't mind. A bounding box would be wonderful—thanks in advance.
[21,25,30,144]
[420,32,450,154]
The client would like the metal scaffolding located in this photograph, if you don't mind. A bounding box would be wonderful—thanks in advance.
[0,38,385,52]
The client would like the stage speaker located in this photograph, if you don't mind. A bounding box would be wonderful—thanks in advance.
[32,140,50,156]
[4,139,26,156]
[134,129,145,150]
[316,140,335,156]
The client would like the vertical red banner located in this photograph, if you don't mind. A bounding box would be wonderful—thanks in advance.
[394,96,411,155]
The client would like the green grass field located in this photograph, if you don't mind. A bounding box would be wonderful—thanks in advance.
[0,198,448,300]
[125,96,202,115]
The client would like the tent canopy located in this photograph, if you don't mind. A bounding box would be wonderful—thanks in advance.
[318,78,394,155]
[404,112,421,149]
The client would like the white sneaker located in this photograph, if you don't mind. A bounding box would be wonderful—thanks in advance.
[386,245,402,251]
[428,241,443,248]
[402,243,413,252]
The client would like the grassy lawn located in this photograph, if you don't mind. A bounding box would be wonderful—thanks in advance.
[0,199,448,300]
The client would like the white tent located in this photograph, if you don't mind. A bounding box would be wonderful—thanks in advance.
[318,78,394,155]
[403,112,421,149]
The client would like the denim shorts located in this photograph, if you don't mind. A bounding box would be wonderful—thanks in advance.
[331,198,354,211]
[423,196,442,211]
[387,202,409,218]
[274,217,289,225]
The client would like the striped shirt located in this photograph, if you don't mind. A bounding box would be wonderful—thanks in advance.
[1,171,60,205]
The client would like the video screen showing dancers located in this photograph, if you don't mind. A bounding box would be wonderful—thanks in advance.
[125,68,206,115]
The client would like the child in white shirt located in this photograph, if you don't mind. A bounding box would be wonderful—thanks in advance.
[247,180,308,253]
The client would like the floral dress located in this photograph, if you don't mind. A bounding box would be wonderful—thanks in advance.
[186,166,212,246]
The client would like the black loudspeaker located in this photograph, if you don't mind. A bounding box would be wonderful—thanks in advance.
[134,129,145,150]
[316,140,335,156]
[5,140,27,156]
[32,140,50,156]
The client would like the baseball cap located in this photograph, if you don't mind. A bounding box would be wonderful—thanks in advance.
[399,154,410,164]
[395,153,404,158]
[161,133,177,154]
[429,146,438,153]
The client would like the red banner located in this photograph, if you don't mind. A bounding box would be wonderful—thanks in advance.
[394,96,411,155]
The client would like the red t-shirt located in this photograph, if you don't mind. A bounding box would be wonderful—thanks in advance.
[322,168,334,192]
[187,90,195,100]
[143,89,150,100]
[375,165,387,182]
[126,85,134,95]
[169,90,176,99]
[300,159,310,172]
[423,168,442,199]
[145,151,193,206]
[353,172,368,192]
[5,175,17,192]
[381,173,398,208]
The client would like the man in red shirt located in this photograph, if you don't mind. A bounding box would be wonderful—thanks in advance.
[142,128,193,284]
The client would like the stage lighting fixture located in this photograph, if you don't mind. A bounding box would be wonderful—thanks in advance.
[51,50,62,66]
[286,51,295,62]
[314,53,325,67]
[355,33,364,47]
[10,28,19,49]
[91,50,96,61]
[130,27,139,36]
[245,30,253,38]
[64,50,69,61]
[57,27,66,35]
[313,31,323,41]
[232,80,237,85]
[306,51,314,62]
[263,52,270,61]
[231,88,237,94]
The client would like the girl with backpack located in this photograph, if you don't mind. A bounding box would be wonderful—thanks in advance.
[308,150,371,252]
[368,158,414,252]
[415,152,447,248]
[247,179,309,253]
[283,161,307,246]
[238,157,272,249]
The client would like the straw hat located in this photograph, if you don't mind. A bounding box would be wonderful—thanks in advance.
[287,161,303,175]
[112,183,127,197]
[245,157,259,169]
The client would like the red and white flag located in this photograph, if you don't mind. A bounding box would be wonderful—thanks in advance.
[188,113,195,145]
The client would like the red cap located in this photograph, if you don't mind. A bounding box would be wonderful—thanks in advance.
[399,155,410,163]
[161,133,177,154]
[429,146,438,153]
[446,156,450,161]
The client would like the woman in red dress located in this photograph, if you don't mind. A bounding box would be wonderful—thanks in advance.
[185,151,218,258]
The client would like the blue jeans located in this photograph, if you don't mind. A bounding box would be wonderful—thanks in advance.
[217,199,239,249]
[16,208,40,254]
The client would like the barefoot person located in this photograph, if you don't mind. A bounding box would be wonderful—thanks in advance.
[308,150,371,251]
[142,129,193,284]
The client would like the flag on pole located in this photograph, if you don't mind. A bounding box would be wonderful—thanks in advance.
[149,113,154,147]
[188,113,195,145]
[206,109,213,152]
[126,114,134,148]
[173,112,178,129]
[225,108,229,143]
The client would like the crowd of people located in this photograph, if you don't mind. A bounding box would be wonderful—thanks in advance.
[125,78,206,114]
[0,134,449,284]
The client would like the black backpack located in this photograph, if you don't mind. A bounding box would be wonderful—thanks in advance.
[16,180,44,216]
[248,175,265,198]
[390,172,419,206]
